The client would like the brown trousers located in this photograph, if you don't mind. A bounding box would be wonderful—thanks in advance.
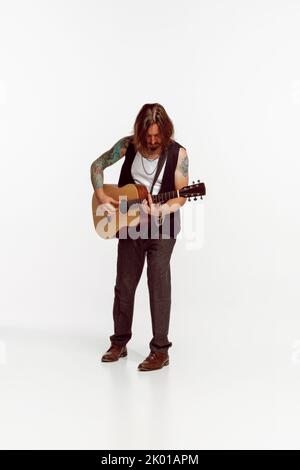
[109,237,177,354]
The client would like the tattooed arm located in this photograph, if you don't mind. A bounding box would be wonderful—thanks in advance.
[159,147,189,215]
[91,136,131,189]
[90,136,132,204]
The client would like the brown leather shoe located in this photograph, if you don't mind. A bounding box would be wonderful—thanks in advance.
[137,351,169,371]
[101,344,127,362]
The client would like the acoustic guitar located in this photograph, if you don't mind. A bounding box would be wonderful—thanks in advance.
[92,180,206,239]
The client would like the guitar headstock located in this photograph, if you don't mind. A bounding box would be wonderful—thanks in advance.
[179,180,206,201]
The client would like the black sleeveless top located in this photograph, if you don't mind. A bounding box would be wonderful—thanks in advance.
[116,136,185,239]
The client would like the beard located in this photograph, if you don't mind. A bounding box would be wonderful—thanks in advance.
[149,144,159,151]
[141,142,162,157]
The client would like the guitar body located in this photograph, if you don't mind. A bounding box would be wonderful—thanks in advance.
[92,184,149,239]
[91,180,206,239]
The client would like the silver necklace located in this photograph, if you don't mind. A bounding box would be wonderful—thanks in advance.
[140,153,159,175]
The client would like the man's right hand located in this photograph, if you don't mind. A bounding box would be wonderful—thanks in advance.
[96,192,119,215]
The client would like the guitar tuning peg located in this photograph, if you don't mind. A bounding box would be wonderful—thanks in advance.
[194,197,197,200]
[192,180,195,184]
[197,179,200,183]
[200,196,203,200]
[188,197,191,201]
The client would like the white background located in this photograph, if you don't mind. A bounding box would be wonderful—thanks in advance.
[1,0,300,450]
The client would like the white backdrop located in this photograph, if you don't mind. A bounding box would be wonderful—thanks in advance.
[1,0,300,450]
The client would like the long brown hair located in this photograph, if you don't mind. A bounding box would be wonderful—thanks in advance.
[131,103,174,156]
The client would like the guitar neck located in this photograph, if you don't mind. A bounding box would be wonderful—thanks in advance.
[128,189,179,207]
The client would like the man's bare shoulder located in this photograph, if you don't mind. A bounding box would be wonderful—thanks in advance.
[178,146,188,159]
[176,146,189,179]
[114,135,133,157]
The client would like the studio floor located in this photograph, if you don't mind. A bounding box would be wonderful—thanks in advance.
[0,326,299,450]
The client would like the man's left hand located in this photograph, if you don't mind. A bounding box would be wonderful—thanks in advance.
[141,193,165,218]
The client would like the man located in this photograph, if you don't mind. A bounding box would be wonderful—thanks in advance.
[90,103,189,371]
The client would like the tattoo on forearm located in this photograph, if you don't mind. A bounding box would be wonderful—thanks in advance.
[92,166,104,189]
[179,155,189,177]
[90,136,131,189]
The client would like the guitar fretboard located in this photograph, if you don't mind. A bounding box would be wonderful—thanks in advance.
[126,189,180,207]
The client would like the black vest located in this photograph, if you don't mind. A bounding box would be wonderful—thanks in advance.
[117,136,185,239]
